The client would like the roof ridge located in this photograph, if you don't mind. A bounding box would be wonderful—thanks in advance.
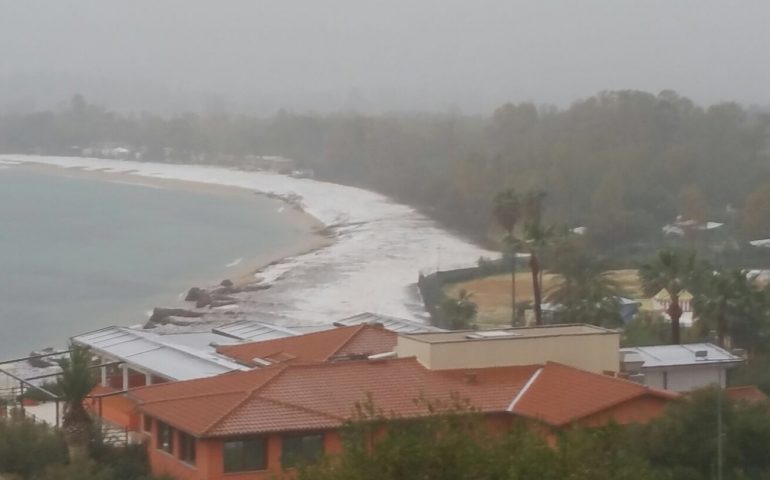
[136,389,246,407]
[257,394,345,422]
[132,365,287,406]
[201,363,296,435]
[537,362,677,426]
[326,324,376,360]
[506,367,543,412]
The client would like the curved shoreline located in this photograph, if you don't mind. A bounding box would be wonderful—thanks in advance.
[10,160,333,289]
[1,154,494,330]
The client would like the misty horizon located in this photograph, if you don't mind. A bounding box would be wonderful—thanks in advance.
[2,1,770,115]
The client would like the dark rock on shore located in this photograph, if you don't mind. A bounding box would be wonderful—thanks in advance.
[195,290,213,308]
[185,287,205,302]
[220,279,234,287]
[239,283,271,292]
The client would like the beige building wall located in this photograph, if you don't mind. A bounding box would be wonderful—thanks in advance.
[396,326,620,374]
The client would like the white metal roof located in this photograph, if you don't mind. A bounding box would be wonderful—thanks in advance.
[620,343,743,369]
[212,320,328,341]
[73,327,249,381]
[334,312,445,333]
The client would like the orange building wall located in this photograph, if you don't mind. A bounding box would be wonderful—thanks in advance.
[144,395,669,480]
[146,417,343,480]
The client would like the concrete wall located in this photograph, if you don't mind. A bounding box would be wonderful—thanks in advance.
[643,365,726,392]
[396,330,620,374]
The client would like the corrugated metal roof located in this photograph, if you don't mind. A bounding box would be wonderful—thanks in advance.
[620,343,743,368]
[73,327,249,381]
[334,312,445,333]
[212,320,329,341]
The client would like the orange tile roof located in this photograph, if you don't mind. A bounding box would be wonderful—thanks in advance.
[510,363,677,427]
[131,358,676,437]
[726,385,768,404]
[216,325,397,366]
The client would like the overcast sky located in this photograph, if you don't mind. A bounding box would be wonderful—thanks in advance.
[1,0,768,114]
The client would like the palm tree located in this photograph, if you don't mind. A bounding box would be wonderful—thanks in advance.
[694,269,768,350]
[547,252,625,327]
[639,249,700,345]
[57,344,96,462]
[492,188,521,326]
[521,191,552,325]
[440,289,478,330]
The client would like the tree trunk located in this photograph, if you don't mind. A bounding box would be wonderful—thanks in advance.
[511,253,517,326]
[717,309,727,349]
[668,293,682,345]
[62,405,92,463]
[530,253,543,325]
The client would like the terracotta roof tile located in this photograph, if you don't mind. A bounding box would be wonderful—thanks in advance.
[726,385,768,404]
[510,362,676,426]
[217,325,396,366]
[208,397,341,436]
[133,359,677,437]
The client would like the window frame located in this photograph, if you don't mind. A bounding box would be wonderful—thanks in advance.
[156,421,173,454]
[178,431,197,466]
[281,432,324,468]
[222,437,268,473]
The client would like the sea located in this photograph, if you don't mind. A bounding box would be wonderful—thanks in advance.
[0,167,307,358]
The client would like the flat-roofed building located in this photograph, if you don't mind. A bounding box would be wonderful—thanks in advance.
[395,324,620,374]
[620,343,744,392]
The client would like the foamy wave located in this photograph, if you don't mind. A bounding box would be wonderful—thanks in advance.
[3,155,494,325]
[226,257,243,267]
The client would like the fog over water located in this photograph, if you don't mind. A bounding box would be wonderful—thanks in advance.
[1,1,769,114]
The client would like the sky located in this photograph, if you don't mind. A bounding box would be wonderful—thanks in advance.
[1,0,768,114]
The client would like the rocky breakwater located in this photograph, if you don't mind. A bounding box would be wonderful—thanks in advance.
[143,278,271,329]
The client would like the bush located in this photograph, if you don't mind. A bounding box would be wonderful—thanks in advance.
[0,412,67,478]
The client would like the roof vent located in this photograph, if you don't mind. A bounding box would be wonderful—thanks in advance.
[695,350,709,359]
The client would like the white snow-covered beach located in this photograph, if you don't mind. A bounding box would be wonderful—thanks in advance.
[2,154,494,327]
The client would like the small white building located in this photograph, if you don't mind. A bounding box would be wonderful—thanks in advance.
[620,343,744,392]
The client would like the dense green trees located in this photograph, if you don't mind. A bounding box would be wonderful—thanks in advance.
[546,251,624,327]
[295,389,770,480]
[2,90,768,255]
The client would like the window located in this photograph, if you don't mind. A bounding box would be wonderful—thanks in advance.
[157,422,173,454]
[281,433,324,468]
[143,415,152,433]
[223,438,267,473]
[179,432,196,465]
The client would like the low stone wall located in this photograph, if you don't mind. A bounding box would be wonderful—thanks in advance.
[418,258,511,327]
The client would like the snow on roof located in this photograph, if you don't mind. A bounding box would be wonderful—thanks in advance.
[333,312,445,333]
[72,327,249,381]
[620,343,743,369]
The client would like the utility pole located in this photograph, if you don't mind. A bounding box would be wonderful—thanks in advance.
[717,370,724,480]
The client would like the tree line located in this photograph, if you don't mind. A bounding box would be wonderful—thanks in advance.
[2,91,769,251]
[296,390,770,480]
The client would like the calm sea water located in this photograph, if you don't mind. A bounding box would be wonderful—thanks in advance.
[0,168,305,357]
